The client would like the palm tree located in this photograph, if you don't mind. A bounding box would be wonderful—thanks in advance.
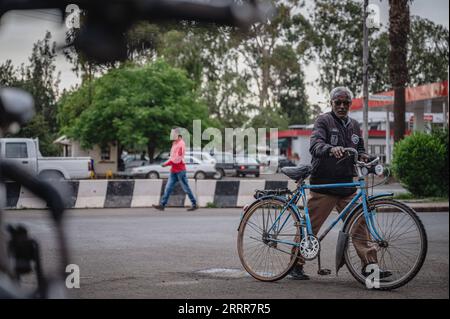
[389,0,411,142]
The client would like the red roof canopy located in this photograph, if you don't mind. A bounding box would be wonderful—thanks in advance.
[272,129,408,139]
[351,81,448,111]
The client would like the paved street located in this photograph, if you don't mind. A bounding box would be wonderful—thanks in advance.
[3,208,448,299]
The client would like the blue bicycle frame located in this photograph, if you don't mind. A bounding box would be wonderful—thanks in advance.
[264,178,390,247]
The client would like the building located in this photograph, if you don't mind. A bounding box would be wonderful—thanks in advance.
[53,136,119,177]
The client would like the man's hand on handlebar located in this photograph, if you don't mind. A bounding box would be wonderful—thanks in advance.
[330,146,346,159]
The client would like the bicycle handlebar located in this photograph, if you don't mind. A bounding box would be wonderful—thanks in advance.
[0,0,274,63]
[331,147,380,168]
[0,0,272,28]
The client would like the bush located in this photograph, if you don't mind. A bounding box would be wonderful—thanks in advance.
[392,130,448,198]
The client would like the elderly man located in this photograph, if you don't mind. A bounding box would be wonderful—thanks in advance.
[289,87,391,280]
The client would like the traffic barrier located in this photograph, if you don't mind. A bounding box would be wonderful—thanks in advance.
[4,179,297,209]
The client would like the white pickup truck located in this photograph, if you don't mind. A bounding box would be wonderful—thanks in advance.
[0,138,92,180]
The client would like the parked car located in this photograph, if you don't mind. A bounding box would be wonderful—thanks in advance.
[211,151,237,178]
[0,138,92,180]
[234,156,260,177]
[186,150,216,165]
[121,153,150,170]
[254,153,279,174]
[127,155,218,179]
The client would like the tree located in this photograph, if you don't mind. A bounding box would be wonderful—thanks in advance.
[233,0,314,115]
[271,44,310,125]
[312,0,369,95]
[58,60,213,160]
[1,32,61,155]
[157,24,255,127]
[389,0,410,142]
[407,16,449,86]
[0,60,18,86]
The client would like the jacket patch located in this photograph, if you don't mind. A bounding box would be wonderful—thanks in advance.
[351,134,360,145]
[331,133,339,146]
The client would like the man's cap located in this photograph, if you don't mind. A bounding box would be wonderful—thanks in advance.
[330,87,353,101]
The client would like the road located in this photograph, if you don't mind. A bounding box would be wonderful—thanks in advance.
[2,208,448,299]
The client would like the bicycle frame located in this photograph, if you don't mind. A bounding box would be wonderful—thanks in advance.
[264,178,386,248]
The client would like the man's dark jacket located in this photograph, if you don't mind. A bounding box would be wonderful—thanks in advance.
[309,111,366,196]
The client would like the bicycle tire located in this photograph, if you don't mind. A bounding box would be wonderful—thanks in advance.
[343,199,427,290]
[237,198,302,282]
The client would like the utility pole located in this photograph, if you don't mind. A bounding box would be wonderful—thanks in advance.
[363,0,369,152]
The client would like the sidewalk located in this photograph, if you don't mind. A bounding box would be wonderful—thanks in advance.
[400,201,449,213]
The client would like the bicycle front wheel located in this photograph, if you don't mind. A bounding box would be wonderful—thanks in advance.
[344,199,427,290]
[237,198,302,282]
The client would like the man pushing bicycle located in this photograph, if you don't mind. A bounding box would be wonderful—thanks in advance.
[288,87,392,280]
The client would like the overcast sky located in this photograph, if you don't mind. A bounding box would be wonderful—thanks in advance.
[0,0,448,106]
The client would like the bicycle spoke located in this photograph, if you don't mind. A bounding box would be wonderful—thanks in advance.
[238,199,301,281]
[344,201,427,289]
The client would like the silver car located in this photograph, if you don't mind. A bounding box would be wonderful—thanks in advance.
[128,155,218,179]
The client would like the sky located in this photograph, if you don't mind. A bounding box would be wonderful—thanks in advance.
[0,0,448,107]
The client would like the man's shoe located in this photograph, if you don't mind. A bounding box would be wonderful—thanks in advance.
[361,264,393,279]
[187,205,198,211]
[153,204,165,211]
[288,265,310,280]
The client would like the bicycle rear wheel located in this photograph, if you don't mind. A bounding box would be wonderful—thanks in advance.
[344,199,427,290]
[237,198,302,282]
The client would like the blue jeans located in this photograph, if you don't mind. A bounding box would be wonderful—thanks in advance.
[160,171,197,207]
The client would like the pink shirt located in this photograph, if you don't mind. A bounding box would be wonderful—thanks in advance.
[163,139,186,173]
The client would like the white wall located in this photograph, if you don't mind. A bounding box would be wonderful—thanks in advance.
[291,136,312,166]
[71,141,118,175]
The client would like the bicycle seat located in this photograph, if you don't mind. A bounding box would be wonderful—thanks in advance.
[281,165,312,181]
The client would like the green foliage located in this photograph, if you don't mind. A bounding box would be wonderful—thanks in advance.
[312,1,449,96]
[249,107,289,131]
[407,16,449,86]
[392,131,448,197]
[312,0,368,95]
[119,1,315,128]
[206,202,217,208]
[58,59,213,158]
[0,60,17,86]
[232,0,314,123]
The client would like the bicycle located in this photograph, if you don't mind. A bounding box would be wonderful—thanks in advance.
[237,148,428,290]
[0,87,70,298]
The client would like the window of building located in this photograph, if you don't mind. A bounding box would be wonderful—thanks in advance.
[101,145,111,161]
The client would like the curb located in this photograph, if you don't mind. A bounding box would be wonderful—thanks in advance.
[4,180,448,212]
[405,205,449,213]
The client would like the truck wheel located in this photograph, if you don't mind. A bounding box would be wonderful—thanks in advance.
[146,171,160,179]
[39,171,65,181]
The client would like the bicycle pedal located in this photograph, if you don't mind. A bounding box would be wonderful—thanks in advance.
[318,269,332,276]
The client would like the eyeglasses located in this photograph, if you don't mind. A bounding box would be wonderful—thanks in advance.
[333,100,351,107]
